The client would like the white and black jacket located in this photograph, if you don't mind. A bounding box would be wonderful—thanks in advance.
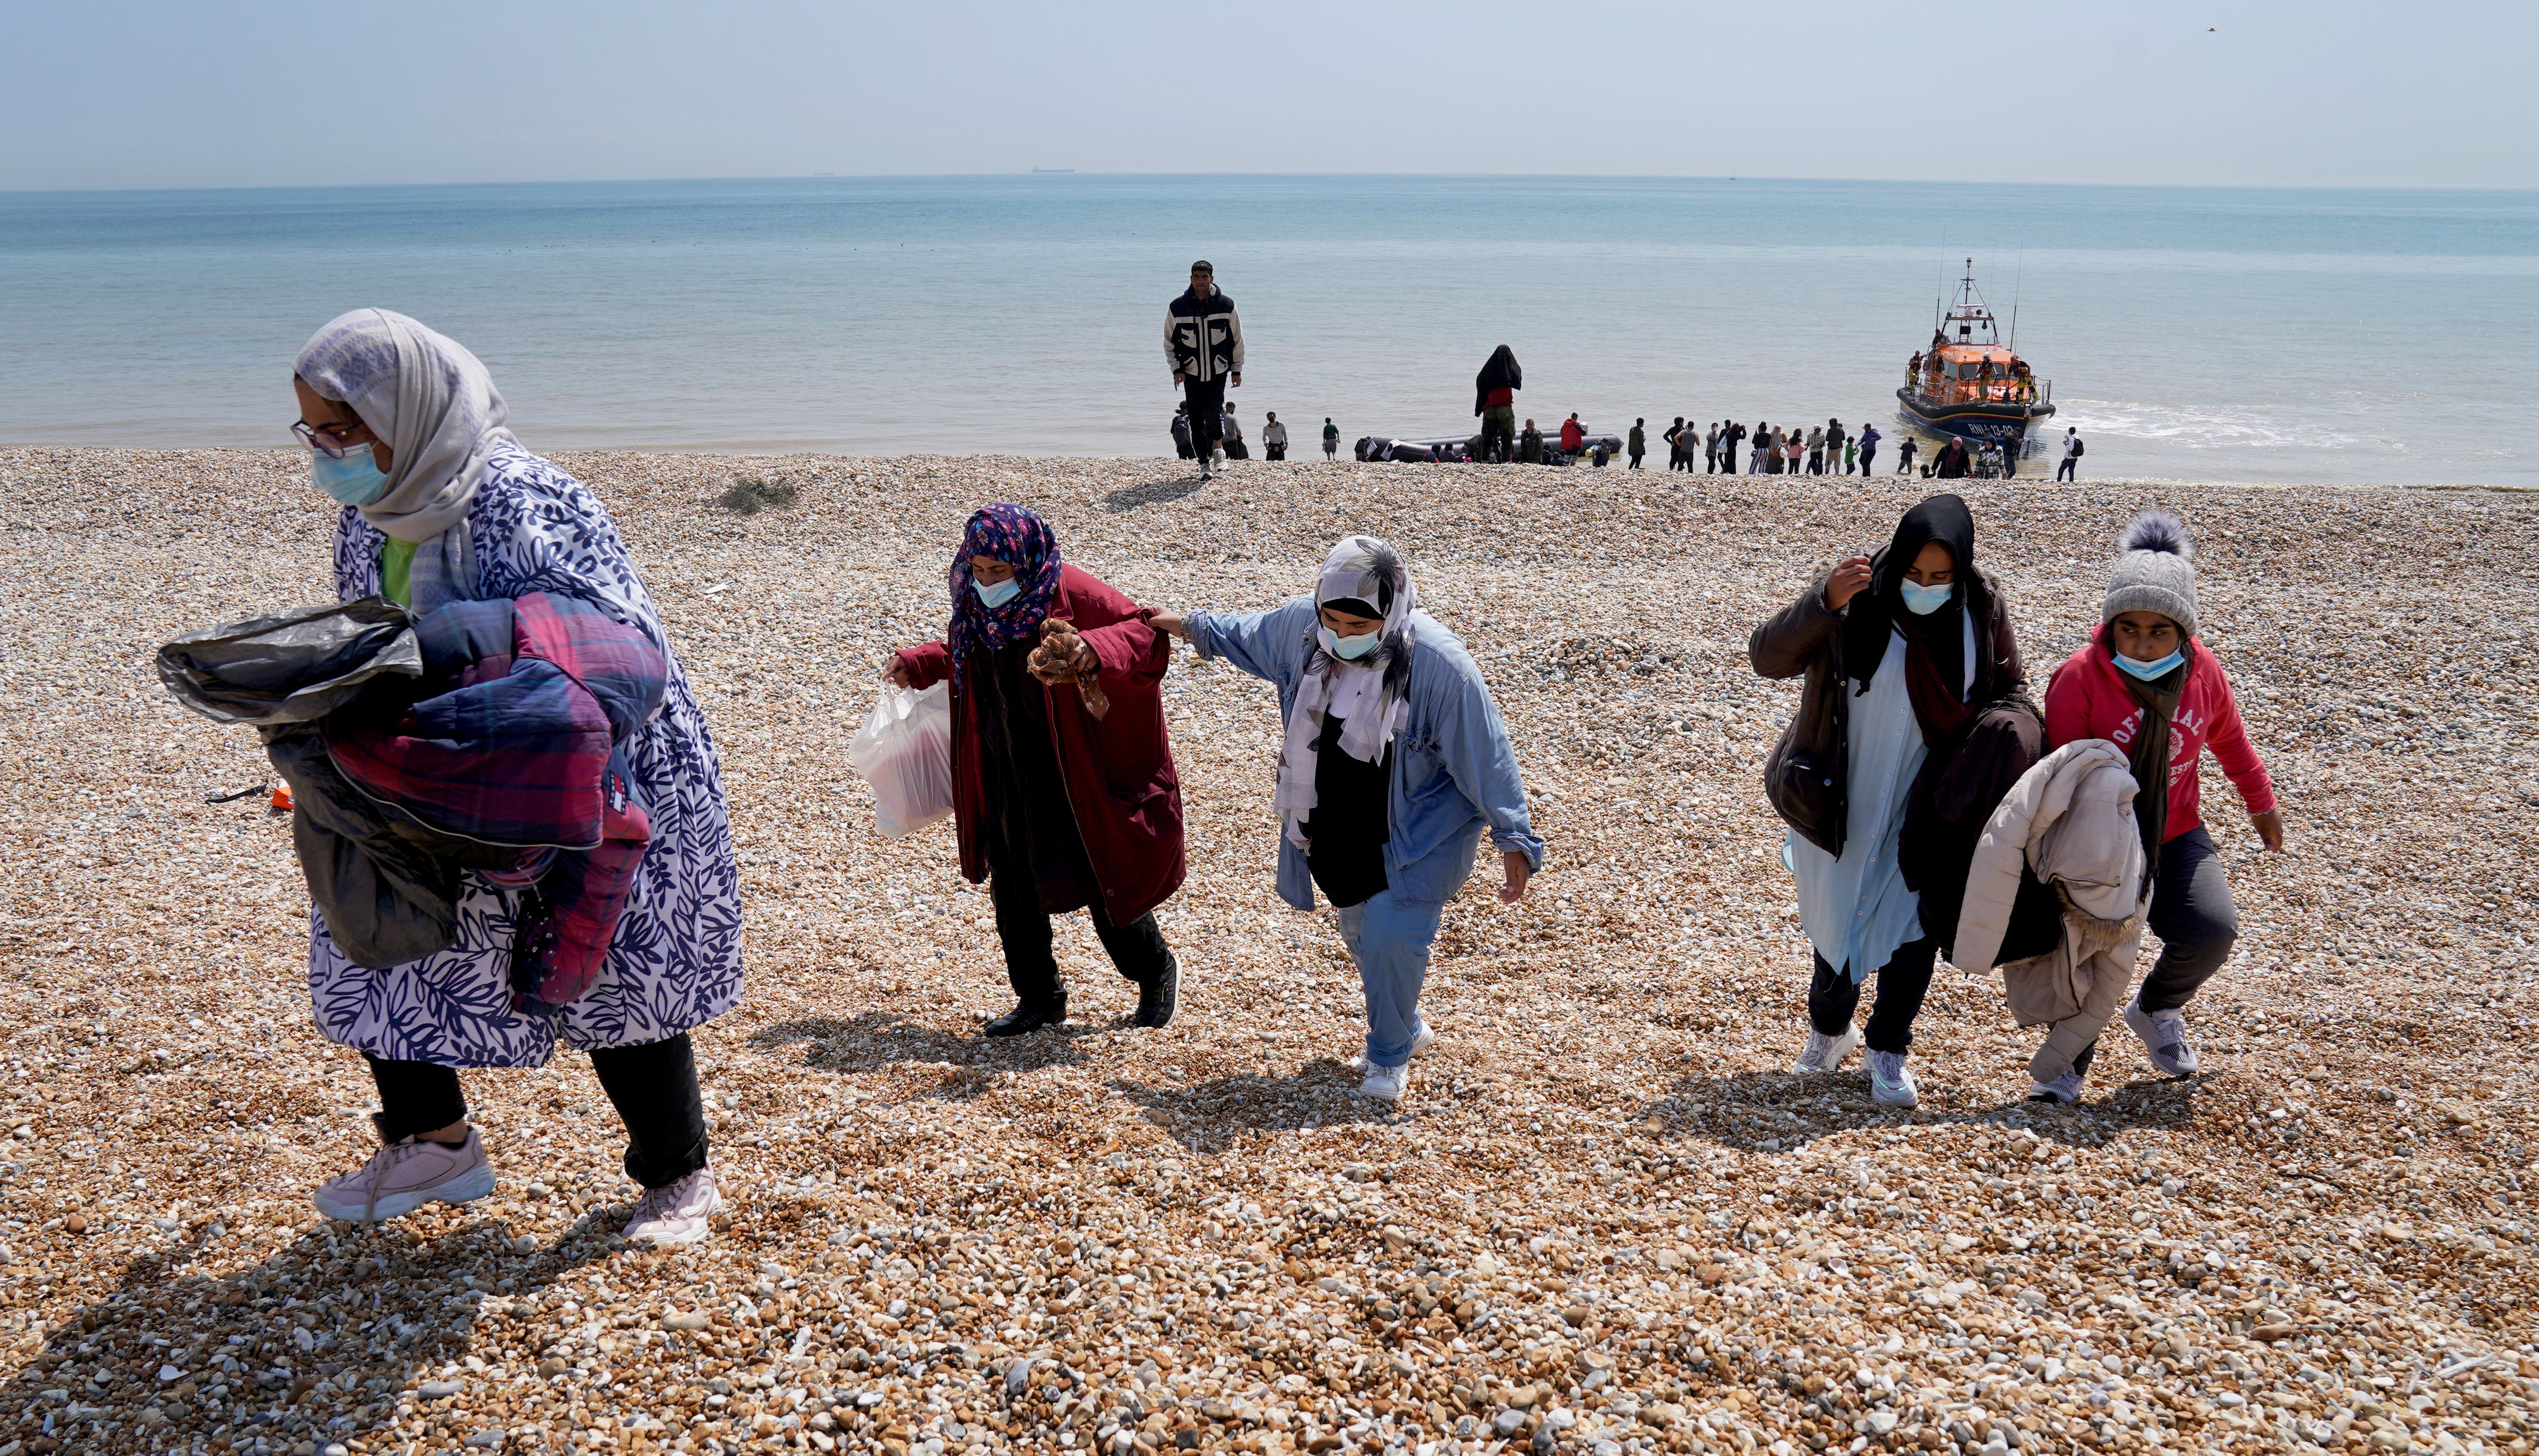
[1166,288,1244,383]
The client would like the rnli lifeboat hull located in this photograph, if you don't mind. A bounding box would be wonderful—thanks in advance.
[1895,390,2055,452]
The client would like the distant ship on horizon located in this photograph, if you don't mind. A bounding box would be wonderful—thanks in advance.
[1030,167,1076,174]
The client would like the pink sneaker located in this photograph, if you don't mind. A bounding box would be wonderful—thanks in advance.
[312,1128,496,1223]
[622,1166,722,1246]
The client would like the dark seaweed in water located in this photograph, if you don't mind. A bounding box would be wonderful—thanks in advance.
[716,476,800,515]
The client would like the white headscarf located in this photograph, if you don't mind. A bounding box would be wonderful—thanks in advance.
[1274,536,1417,851]
[294,309,517,544]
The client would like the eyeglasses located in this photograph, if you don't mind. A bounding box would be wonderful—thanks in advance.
[291,419,369,459]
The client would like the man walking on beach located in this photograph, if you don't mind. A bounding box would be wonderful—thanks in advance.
[1722,420,1745,474]
[1560,413,1586,458]
[1167,260,1243,479]
[1262,412,1289,462]
[2058,427,2083,481]
[1857,422,1880,476]
[1323,418,1339,460]
[1628,419,1647,469]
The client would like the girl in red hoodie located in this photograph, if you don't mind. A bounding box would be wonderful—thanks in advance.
[2044,511,2284,1082]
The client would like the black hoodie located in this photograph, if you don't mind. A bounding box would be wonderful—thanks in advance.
[1473,345,1522,417]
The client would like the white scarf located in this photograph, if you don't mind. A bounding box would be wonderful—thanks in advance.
[295,308,518,544]
[1275,536,1417,851]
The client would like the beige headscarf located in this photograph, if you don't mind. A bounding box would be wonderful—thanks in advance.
[294,309,517,544]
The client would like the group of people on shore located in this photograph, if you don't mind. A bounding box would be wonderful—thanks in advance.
[240,285,2260,1250]
[1159,279,2091,483]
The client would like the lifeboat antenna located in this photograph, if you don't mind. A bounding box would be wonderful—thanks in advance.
[2008,246,2023,353]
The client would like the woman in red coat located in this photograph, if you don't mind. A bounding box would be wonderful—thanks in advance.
[884,504,1186,1037]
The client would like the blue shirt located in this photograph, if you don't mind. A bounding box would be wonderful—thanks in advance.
[1185,602,1545,911]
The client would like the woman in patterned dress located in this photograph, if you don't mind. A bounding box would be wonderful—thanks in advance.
[288,309,742,1245]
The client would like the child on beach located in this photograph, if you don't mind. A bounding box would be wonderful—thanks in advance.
[1146,539,1541,1106]
[2041,512,2282,1087]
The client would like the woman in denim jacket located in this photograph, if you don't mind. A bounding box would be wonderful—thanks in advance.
[1149,537,1543,1106]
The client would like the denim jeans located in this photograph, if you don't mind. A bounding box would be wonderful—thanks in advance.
[1333,888,1448,1068]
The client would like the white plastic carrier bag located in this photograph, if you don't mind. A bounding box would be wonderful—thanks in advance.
[845,681,954,838]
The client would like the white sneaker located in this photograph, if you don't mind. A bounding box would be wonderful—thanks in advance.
[1357,1061,1409,1105]
[1867,1050,1918,1108]
[2122,997,2200,1078]
[1210,448,1226,469]
[1409,1021,1436,1058]
[2028,1069,2086,1106]
[1793,1023,1861,1074]
[312,1128,496,1223]
[622,1166,722,1246]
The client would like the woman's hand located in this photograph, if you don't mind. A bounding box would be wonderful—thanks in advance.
[879,656,914,690]
[1145,609,1191,642]
[2250,807,2285,853]
[1824,556,1874,612]
[1498,851,1531,904]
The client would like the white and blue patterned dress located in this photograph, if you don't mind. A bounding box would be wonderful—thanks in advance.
[312,443,745,1066]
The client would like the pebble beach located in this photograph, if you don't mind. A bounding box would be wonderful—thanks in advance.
[1,446,2535,1456]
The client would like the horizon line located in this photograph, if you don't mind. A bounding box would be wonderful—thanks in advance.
[6,171,2538,200]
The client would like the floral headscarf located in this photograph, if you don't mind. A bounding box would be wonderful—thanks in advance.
[948,503,1063,685]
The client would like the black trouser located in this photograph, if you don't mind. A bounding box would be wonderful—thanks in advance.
[2137,825,2239,1013]
[1266,443,1286,461]
[2066,827,2238,1077]
[2056,457,2077,481]
[1859,448,1875,475]
[1628,451,1643,469]
[1183,376,1226,457]
[990,862,1173,1012]
[1807,937,1939,1055]
[366,1033,708,1190]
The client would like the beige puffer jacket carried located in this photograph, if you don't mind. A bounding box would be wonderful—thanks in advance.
[1952,739,2150,1083]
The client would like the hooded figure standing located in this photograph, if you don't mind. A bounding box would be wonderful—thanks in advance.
[1474,346,1522,463]
[1148,539,1542,1106]
[886,506,1186,1036]
[1749,495,2031,1107]
[287,309,740,1245]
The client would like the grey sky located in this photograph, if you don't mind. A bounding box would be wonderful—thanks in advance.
[5,0,2530,191]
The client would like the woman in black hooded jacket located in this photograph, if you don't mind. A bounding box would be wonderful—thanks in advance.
[1748,495,2037,1106]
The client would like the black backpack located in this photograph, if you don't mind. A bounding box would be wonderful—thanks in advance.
[2071,436,2084,457]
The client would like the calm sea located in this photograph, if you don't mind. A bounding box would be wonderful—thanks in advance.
[2,176,2532,484]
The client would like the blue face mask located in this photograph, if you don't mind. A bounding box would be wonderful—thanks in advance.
[2116,647,2186,681]
[1898,580,1955,616]
[311,443,393,506]
[1319,625,1383,661]
[972,575,1022,609]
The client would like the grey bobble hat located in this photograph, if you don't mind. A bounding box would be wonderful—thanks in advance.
[2103,510,2199,638]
